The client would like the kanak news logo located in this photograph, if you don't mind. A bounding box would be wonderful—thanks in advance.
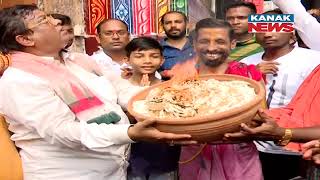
[248,14,294,33]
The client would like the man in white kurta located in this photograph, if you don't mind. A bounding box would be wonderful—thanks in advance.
[0,54,133,180]
[0,5,191,180]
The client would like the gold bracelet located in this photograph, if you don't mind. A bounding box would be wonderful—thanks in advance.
[276,129,292,146]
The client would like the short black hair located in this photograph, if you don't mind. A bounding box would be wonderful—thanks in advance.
[96,18,128,34]
[50,13,72,26]
[125,37,163,57]
[0,4,38,54]
[224,1,257,14]
[195,18,235,40]
[161,11,188,24]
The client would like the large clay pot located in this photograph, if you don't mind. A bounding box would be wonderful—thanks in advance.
[127,74,265,142]
[0,54,11,75]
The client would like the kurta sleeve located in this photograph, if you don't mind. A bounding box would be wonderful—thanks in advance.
[82,53,123,88]
[272,0,320,51]
[0,77,133,152]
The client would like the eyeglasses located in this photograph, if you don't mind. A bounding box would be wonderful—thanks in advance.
[102,30,128,37]
[27,15,59,29]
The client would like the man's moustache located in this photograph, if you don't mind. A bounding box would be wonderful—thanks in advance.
[169,29,180,32]
[205,51,223,54]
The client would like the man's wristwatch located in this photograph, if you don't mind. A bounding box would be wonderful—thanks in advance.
[276,129,292,146]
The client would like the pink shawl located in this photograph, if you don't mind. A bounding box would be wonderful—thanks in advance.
[10,51,108,122]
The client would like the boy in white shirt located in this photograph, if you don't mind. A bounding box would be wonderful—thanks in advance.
[116,37,180,180]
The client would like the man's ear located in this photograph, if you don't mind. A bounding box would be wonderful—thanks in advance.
[123,56,130,64]
[95,35,101,44]
[160,57,164,66]
[15,34,35,47]
[231,39,237,50]
[289,32,297,46]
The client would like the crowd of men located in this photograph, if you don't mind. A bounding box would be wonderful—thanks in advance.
[1,0,320,179]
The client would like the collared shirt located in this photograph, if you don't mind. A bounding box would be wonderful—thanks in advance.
[91,48,161,79]
[160,38,195,72]
[0,52,133,180]
[229,36,264,61]
[91,48,128,77]
[273,0,320,51]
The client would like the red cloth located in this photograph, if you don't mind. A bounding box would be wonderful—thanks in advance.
[225,61,263,81]
[266,65,320,151]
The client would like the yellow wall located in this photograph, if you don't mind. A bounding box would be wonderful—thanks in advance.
[0,0,36,9]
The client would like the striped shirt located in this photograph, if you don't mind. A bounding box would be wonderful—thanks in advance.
[229,36,264,61]
[241,47,320,109]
